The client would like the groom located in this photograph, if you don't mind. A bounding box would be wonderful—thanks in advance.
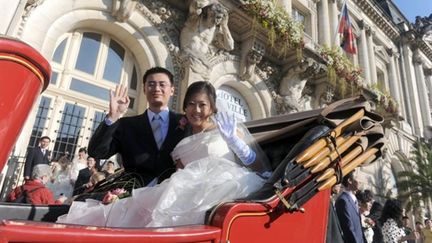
[88,67,186,187]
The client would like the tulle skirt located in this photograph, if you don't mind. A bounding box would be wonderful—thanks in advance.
[57,156,264,228]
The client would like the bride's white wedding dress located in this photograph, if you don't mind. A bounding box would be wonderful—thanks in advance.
[57,129,265,227]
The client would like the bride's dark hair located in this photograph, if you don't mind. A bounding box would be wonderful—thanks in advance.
[183,81,218,113]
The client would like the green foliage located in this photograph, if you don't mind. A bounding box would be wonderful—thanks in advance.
[366,84,399,117]
[241,0,305,56]
[318,46,362,88]
[397,141,432,211]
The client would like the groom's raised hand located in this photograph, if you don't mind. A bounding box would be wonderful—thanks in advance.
[107,84,130,123]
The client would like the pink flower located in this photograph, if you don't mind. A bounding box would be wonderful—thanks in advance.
[177,116,188,130]
[102,188,129,204]
[111,188,127,196]
[102,191,119,204]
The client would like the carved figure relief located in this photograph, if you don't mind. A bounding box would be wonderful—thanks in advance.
[414,14,432,45]
[179,0,234,81]
[239,39,265,81]
[112,0,137,22]
[274,59,323,113]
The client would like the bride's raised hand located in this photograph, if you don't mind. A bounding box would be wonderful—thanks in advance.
[214,112,256,166]
[214,112,237,141]
[108,84,130,123]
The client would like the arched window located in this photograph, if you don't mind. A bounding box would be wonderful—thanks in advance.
[51,31,139,104]
[30,30,140,157]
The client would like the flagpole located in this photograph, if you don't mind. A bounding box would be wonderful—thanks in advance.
[332,0,347,48]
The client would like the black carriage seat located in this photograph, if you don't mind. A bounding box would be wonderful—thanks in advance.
[0,202,70,222]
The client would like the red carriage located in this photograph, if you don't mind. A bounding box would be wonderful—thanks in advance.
[0,37,384,243]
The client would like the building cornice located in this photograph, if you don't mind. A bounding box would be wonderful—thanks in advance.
[353,0,400,40]
[416,39,432,61]
[354,0,432,61]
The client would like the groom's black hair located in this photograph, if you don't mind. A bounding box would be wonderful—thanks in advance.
[183,81,217,113]
[143,67,174,85]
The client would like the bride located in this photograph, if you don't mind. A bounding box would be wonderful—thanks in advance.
[57,81,271,227]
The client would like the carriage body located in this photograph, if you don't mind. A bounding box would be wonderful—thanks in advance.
[0,37,382,243]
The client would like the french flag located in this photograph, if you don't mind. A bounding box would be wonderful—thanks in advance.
[338,4,357,54]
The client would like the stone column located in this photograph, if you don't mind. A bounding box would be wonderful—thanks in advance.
[366,27,378,84]
[358,21,371,85]
[0,0,26,35]
[317,0,331,46]
[425,68,432,111]
[401,40,423,135]
[329,0,339,44]
[387,48,403,116]
[395,46,412,124]
[413,51,432,129]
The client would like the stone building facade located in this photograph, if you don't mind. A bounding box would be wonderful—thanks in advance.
[1,0,431,212]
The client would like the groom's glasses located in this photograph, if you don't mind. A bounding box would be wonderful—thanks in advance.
[147,81,171,90]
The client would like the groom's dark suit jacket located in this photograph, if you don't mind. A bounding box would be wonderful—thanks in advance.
[88,110,186,185]
[24,147,51,178]
[335,191,365,243]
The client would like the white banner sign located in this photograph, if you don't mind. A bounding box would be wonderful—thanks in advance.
[216,87,251,122]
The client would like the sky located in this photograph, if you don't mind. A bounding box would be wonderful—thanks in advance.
[392,0,432,23]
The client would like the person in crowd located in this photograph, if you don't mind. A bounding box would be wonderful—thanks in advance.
[402,216,416,243]
[102,161,116,177]
[416,221,424,243]
[83,172,106,193]
[7,164,66,204]
[23,136,51,180]
[72,157,97,196]
[422,219,432,243]
[335,170,365,243]
[357,189,375,243]
[88,67,186,188]
[380,198,419,243]
[369,201,384,243]
[48,151,74,198]
[331,183,342,204]
[328,183,344,243]
[70,147,88,185]
[57,81,271,227]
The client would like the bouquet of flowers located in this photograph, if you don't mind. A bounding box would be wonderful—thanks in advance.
[102,188,130,204]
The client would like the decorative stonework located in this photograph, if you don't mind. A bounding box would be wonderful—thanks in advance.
[111,0,137,22]
[353,0,399,40]
[272,58,324,114]
[413,14,432,44]
[137,0,186,108]
[179,0,235,82]
[409,15,432,61]
[239,39,265,81]
[358,20,368,30]
[413,49,424,64]
[17,0,45,37]
[365,25,375,37]
[317,84,336,106]
[23,0,45,18]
